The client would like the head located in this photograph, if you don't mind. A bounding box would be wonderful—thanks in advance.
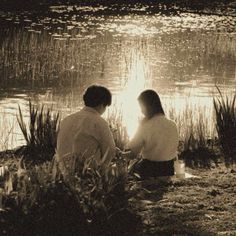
[83,85,112,115]
[138,89,165,119]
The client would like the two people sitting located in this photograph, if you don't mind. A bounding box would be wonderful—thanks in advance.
[57,85,179,179]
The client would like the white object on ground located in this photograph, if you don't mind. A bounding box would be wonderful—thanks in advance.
[174,160,185,178]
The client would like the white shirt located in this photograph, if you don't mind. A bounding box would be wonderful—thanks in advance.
[127,114,178,161]
[57,106,116,162]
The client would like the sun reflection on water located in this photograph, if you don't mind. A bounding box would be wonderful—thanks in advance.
[114,51,149,139]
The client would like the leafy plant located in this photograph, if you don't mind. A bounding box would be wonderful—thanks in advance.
[214,88,236,166]
[54,152,131,217]
[0,153,139,235]
[17,101,60,163]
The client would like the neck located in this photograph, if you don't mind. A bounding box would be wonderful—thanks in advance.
[94,107,102,115]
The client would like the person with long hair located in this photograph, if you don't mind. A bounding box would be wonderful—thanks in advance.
[127,89,179,179]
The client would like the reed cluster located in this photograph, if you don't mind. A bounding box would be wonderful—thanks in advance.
[17,101,60,162]
[1,25,235,88]
[0,28,119,88]
[214,89,236,166]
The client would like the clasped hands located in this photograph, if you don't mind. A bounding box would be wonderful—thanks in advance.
[115,147,134,159]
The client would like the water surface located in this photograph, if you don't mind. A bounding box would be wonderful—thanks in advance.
[0,5,235,150]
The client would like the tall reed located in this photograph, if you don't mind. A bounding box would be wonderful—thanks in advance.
[17,101,60,162]
[214,89,236,166]
[165,101,218,168]
[1,24,235,88]
[107,107,129,150]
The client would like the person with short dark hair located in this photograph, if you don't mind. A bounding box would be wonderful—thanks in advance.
[126,89,179,179]
[83,85,112,108]
[57,85,116,167]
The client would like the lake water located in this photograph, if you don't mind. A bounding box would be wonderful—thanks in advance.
[0,5,235,150]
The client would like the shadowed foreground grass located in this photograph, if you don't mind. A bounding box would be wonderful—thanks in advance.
[130,166,236,235]
[0,154,235,235]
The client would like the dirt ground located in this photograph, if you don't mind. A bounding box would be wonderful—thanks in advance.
[129,166,236,236]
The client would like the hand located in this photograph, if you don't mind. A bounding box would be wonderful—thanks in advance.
[116,147,124,157]
[120,150,135,160]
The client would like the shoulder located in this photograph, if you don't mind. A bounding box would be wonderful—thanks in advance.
[153,115,177,128]
[166,117,177,127]
[164,117,178,133]
[61,111,79,124]
[60,113,74,125]
[96,116,109,128]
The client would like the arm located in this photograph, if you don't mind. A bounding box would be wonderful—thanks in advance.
[126,124,144,157]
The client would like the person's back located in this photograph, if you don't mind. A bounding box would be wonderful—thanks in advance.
[127,89,179,178]
[140,115,178,161]
[56,85,116,166]
[57,107,103,160]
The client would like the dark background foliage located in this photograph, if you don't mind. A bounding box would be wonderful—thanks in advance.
[0,0,234,11]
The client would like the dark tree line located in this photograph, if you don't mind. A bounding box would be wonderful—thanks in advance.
[0,0,234,11]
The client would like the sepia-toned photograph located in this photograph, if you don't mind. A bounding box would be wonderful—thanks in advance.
[0,0,235,235]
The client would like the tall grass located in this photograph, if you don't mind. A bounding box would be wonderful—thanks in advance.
[107,108,129,150]
[165,101,218,168]
[0,152,139,235]
[179,115,219,168]
[17,101,60,162]
[1,24,235,88]
[0,28,121,88]
[214,89,236,166]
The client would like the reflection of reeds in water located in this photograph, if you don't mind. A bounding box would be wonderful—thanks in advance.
[0,112,17,151]
[214,89,236,165]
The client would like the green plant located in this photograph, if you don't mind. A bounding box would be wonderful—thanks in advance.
[0,152,139,235]
[214,88,236,166]
[0,159,88,235]
[54,152,131,215]
[17,101,60,163]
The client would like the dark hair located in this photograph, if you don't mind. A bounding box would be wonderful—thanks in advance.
[138,90,165,119]
[83,85,112,107]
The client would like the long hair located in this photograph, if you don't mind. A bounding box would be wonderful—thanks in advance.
[138,90,165,119]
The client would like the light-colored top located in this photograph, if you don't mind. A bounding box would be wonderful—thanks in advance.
[127,114,178,162]
[57,106,116,162]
